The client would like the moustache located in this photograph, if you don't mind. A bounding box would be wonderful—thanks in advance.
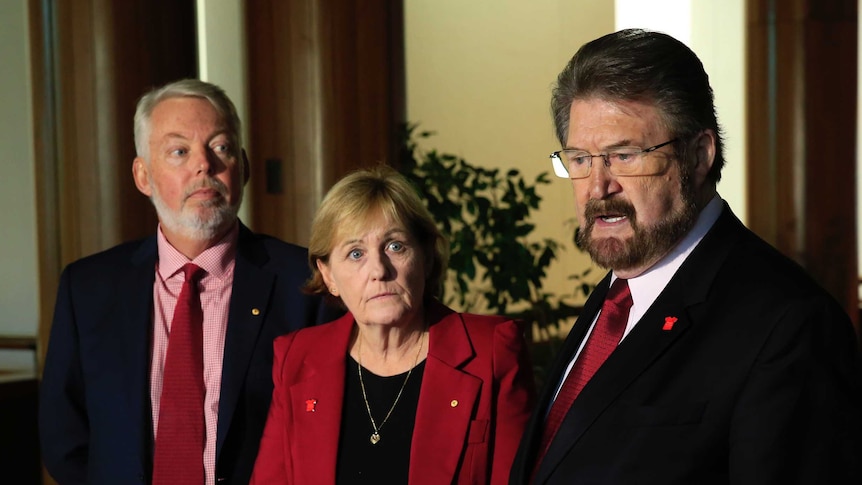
[583,198,635,221]
[184,178,229,200]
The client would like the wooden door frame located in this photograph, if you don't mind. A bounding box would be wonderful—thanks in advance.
[746,0,859,337]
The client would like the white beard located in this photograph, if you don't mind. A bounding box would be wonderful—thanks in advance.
[149,177,242,241]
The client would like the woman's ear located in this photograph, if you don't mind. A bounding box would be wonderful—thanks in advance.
[316,259,336,295]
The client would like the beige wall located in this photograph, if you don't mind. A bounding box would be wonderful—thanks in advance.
[617,0,747,219]
[405,0,748,323]
[405,0,615,315]
[4,1,851,355]
[197,0,253,225]
[688,1,746,219]
[0,0,39,369]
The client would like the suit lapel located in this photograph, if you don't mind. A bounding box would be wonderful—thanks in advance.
[125,237,159,461]
[217,225,274,455]
[512,274,609,483]
[409,304,482,484]
[535,299,697,481]
[535,206,743,483]
[290,315,353,483]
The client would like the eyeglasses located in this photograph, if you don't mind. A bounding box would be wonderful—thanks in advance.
[550,138,678,179]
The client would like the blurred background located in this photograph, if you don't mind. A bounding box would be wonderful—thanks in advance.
[0,0,858,482]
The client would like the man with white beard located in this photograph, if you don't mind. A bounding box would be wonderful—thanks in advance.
[40,79,334,485]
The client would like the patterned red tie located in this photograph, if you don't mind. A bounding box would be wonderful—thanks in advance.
[153,263,206,485]
[534,278,632,469]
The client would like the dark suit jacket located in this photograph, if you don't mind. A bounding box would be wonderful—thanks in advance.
[510,205,862,484]
[39,223,337,485]
[250,300,536,485]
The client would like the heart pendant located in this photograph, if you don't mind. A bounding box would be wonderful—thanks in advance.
[370,432,381,444]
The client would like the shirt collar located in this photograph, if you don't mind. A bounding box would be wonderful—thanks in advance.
[613,195,724,320]
[156,222,239,281]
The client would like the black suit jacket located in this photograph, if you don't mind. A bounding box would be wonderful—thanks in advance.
[510,205,862,484]
[40,224,338,485]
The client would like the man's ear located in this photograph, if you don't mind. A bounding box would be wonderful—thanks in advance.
[132,157,152,197]
[693,129,716,185]
[241,148,251,186]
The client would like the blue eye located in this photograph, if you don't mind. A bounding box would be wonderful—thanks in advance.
[388,241,404,252]
[348,249,363,260]
[170,148,188,157]
[212,143,230,154]
[609,148,641,164]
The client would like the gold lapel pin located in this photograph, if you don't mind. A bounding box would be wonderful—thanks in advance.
[251,308,260,316]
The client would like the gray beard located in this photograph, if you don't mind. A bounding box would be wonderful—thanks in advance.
[149,180,241,242]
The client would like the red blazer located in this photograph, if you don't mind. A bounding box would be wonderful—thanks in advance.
[251,300,536,484]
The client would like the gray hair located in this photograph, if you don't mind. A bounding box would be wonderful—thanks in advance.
[133,79,242,162]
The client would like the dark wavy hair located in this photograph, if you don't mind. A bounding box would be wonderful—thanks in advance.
[551,28,725,183]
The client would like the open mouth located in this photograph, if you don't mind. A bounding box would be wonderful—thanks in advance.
[600,215,626,223]
[585,199,635,226]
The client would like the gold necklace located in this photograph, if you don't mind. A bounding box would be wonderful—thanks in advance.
[357,330,425,445]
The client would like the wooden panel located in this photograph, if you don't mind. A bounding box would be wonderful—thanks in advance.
[802,2,858,334]
[103,0,198,243]
[33,3,197,477]
[746,0,859,334]
[324,0,406,178]
[29,0,59,383]
[246,0,405,245]
[32,0,197,372]
[246,0,307,243]
[42,0,196,264]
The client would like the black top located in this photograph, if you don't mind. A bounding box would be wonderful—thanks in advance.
[335,355,426,485]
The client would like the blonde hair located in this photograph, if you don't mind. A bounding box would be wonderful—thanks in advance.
[305,165,448,302]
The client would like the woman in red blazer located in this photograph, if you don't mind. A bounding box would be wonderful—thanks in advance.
[250,166,536,484]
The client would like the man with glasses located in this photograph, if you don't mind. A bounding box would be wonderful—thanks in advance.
[510,28,861,484]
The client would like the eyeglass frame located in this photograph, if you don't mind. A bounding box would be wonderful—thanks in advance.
[549,138,678,179]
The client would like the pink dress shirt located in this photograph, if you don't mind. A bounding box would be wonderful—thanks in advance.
[150,224,237,485]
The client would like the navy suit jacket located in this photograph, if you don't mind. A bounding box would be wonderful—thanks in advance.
[510,205,862,484]
[40,223,336,485]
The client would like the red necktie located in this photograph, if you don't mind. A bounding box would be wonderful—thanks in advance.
[153,263,206,485]
[535,278,632,469]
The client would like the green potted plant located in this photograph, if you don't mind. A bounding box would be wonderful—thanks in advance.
[397,123,595,386]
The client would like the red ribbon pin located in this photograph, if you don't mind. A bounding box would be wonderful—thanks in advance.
[305,399,317,412]
[662,316,678,331]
